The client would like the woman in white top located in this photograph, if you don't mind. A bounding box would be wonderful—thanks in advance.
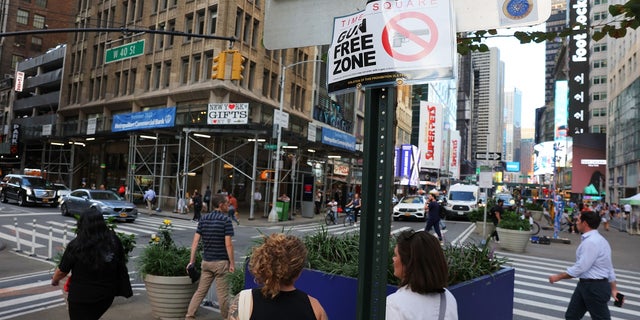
[386,230,458,320]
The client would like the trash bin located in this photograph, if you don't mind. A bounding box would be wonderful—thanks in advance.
[276,201,290,221]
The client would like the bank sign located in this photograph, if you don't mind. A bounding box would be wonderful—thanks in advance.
[112,107,176,132]
[327,0,455,93]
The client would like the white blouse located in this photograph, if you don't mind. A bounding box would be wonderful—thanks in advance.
[386,286,458,320]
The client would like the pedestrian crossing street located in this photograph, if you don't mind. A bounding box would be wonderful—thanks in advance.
[0,216,199,259]
[498,251,640,320]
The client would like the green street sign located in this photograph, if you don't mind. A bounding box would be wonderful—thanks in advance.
[105,40,145,64]
[264,144,277,150]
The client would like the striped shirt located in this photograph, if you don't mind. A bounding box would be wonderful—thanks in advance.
[197,210,234,262]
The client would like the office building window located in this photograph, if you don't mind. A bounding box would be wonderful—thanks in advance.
[191,55,201,82]
[31,36,42,51]
[592,75,606,85]
[196,10,205,35]
[208,7,217,34]
[184,14,193,42]
[17,10,29,25]
[180,58,189,84]
[593,59,607,69]
[144,65,151,91]
[35,0,47,7]
[163,61,171,88]
[33,14,45,28]
[592,92,607,101]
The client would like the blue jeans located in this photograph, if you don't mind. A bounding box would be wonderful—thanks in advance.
[565,280,611,320]
[424,218,443,241]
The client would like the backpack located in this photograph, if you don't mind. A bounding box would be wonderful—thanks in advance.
[438,203,446,219]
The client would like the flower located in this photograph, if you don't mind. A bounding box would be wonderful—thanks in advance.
[137,220,201,277]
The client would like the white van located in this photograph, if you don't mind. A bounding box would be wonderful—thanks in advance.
[443,183,479,219]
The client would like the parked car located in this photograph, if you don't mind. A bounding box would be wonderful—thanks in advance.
[392,195,427,221]
[0,174,57,207]
[495,193,516,210]
[51,183,71,205]
[60,189,138,222]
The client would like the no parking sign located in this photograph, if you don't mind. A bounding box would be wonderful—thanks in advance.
[328,0,456,93]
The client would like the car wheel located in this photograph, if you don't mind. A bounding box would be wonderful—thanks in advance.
[61,204,69,216]
[17,193,26,206]
[0,191,7,203]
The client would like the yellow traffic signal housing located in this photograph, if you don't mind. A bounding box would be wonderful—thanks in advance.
[211,52,227,80]
[231,52,246,80]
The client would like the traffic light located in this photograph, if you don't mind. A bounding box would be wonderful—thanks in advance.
[231,52,245,80]
[211,52,226,80]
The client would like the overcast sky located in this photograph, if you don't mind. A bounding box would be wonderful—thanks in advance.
[485,25,546,129]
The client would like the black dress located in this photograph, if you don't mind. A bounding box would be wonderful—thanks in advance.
[249,288,316,320]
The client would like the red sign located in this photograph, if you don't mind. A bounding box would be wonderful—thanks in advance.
[381,12,439,62]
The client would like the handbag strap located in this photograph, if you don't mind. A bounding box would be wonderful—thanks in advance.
[438,291,447,320]
[238,289,253,320]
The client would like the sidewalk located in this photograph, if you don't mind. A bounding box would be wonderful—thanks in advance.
[0,206,326,320]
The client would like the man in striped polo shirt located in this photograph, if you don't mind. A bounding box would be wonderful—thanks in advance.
[186,194,235,319]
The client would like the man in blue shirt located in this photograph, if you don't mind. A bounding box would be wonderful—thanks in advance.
[186,194,235,319]
[548,210,623,319]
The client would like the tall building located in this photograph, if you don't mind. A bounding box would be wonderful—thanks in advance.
[471,47,504,163]
[544,0,568,105]
[7,1,360,212]
[607,0,640,200]
[503,88,522,163]
[0,0,74,155]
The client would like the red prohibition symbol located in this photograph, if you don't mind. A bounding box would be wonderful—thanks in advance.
[381,11,439,62]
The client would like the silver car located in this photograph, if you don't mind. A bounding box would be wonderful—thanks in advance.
[60,189,138,222]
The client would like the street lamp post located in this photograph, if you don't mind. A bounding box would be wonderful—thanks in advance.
[268,58,324,223]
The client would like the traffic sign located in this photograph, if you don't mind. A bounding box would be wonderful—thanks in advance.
[264,144,277,150]
[105,40,145,64]
[475,152,502,161]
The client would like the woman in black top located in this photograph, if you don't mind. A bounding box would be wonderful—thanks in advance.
[228,234,327,320]
[51,211,129,320]
[192,189,203,221]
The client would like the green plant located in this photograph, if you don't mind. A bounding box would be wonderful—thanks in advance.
[137,219,201,277]
[497,211,531,231]
[467,209,488,223]
[227,226,507,292]
[524,202,543,212]
[444,242,507,286]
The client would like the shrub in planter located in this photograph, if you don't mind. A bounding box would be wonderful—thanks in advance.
[498,210,531,231]
[137,219,201,277]
[524,202,543,211]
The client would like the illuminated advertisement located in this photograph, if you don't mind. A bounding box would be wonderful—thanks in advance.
[449,130,460,179]
[572,133,606,195]
[533,140,573,175]
[554,80,568,140]
[568,0,590,135]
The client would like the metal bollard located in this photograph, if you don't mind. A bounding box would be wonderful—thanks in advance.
[30,219,37,256]
[14,217,21,252]
[48,224,53,260]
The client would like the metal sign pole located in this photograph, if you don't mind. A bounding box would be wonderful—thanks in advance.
[357,86,395,320]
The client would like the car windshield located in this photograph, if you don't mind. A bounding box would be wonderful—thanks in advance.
[90,191,121,201]
[401,196,423,204]
[52,184,69,191]
[24,177,48,188]
[449,191,476,201]
[497,194,512,201]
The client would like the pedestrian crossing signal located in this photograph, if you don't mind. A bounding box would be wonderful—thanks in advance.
[231,52,245,81]
[212,52,226,80]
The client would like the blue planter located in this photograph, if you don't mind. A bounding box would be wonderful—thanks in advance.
[244,267,514,320]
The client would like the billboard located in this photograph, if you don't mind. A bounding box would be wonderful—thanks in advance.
[533,140,573,175]
[418,101,443,170]
[567,0,590,135]
[572,133,606,195]
[450,130,461,179]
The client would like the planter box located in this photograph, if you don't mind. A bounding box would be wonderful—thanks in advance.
[496,227,530,253]
[530,210,543,222]
[245,267,515,320]
[144,275,198,319]
[474,221,496,238]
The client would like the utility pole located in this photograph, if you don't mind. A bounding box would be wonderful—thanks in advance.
[268,58,324,223]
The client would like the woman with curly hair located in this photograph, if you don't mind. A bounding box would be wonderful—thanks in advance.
[228,233,327,320]
[387,230,458,319]
[51,211,131,320]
